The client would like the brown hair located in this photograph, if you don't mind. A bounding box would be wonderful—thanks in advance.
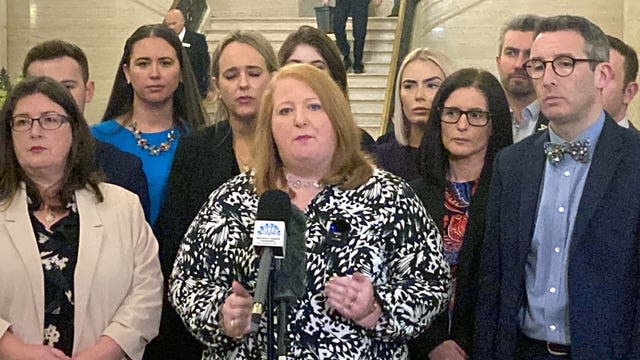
[253,64,372,195]
[0,76,103,209]
[278,25,349,97]
[102,24,207,131]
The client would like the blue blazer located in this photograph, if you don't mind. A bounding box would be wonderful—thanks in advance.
[475,114,640,360]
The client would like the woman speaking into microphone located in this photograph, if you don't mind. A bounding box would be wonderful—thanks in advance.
[169,64,450,359]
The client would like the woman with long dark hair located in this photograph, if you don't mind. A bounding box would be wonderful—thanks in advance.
[0,76,161,360]
[92,24,207,226]
[409,68,512,360]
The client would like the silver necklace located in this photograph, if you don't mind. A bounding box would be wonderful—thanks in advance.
[131,122,176,156]
[286,173,322,189]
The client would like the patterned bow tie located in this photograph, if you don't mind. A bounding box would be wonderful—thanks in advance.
[544,138,591,165]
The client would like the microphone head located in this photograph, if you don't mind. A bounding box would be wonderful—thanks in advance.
[273,206,307,302]
[256,189,292,222]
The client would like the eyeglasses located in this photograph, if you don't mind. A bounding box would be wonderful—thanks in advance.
[440,107,491,127]
[523,56,602,79]
[10,112,69,132]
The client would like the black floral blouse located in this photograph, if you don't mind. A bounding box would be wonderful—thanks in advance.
[169,168,450,360]
[29,201,79,356]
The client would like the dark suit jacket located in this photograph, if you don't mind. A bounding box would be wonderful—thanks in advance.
[408,166,491,358]
[475,114,640,360]
[183,29,210,97]
[94,140,150,220]
[145,121,239,360]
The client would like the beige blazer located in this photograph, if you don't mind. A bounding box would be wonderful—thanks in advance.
[0,183,162,360]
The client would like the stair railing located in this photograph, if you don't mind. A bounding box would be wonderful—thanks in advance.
[379,0,419,137]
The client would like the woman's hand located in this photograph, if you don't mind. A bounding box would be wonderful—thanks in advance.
[428,340,468,360]
[322,0,329,5]
[71,336,125,360]
[0,330,69,360]
[219,281,253,339]
[324,272,382,328]
[373,0,383,7]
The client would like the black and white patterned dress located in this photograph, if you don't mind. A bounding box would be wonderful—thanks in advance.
[30,201,79,356]
[169,168,450,359]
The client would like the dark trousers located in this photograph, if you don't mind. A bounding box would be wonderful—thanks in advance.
[333,0,370,66]
[515,335,571,360]
[143,303,204,360]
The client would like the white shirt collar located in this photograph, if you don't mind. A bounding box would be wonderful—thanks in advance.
[178,27,186,42]
[617,116,630,129]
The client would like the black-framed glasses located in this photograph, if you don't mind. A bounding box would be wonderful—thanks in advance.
[10,112,69,132]
[523,56,602,79]
[440,107,491,127]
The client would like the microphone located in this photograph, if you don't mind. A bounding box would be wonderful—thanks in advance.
[273,205,307,303]
[250,190,292,333]
[273,206,307,359]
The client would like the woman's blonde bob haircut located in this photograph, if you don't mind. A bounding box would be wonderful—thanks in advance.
[253,64,372,195]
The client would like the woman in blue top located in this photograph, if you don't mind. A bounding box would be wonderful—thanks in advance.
[92,24,207,225]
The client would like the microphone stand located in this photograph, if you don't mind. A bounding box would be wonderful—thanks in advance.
[275,258,288,360]
[267,263,275,360]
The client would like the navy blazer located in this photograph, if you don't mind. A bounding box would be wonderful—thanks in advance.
[475,114,640,359]
[146,121,239,360]
[183,29,210,97]
[94,140,150,220]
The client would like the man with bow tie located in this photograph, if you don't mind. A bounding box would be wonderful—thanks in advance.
[475,15,640,360]
[165,8,210,98]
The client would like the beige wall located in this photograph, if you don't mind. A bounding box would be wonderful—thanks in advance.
[1,0,640,125]
[623,0,640,122]
[5,0,172,122]
[0,0,7,69]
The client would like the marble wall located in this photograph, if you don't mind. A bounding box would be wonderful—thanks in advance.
[3,0,172,122]
[1,0,639,125]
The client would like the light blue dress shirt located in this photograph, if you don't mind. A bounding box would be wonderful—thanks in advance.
[520,111,605,345]
[512,101,541,143]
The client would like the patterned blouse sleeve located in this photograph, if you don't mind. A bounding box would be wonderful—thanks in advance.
[168,178,254,352]
[367,177,450,342]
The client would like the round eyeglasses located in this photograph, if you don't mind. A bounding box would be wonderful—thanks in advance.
[10,112,69,132]
[523,56,602,79]
[440,107,491,127]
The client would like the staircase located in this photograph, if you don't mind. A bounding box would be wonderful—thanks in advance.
[204,17,397,138]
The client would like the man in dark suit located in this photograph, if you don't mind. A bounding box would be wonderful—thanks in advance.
[323,0,382,74]
[165,8,210,98]
[475,15,640,360]
[603,35,639,131]
[23,40,150,219]
[496,14,547,142]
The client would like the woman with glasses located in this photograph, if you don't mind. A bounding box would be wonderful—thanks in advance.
[0,77,162,360]
[373,48,453,181]
[408,68,512,360]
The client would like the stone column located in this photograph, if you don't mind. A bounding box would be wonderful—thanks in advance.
[623,0,640,126]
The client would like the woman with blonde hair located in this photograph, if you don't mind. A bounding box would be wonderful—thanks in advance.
[374,47,454,181]
[149,29,279,359]
[169,64,449,359]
